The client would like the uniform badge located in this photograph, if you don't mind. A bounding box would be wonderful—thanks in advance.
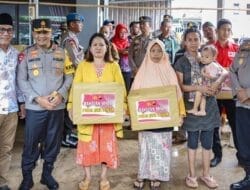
[32,64,39,76]
[41,20,46,28]
[31,50,38,58]
[33,69,39,76]
[18,53,25,64]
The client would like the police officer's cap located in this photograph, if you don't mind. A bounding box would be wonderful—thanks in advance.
[139,16,152,23]
[0,13,13,26]
[103,19,115,26]
[163,14,173,21]
[32,19,52,32]
[186,21,198,29]
[66,13,84,22]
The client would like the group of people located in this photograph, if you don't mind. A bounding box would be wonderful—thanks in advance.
[0,9,250,190]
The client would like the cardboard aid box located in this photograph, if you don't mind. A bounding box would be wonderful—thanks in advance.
[128,85,181,131]
[72,83,124,125]
[216,74,233,99]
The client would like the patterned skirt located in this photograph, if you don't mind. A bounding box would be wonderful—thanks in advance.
[76,124,119,169]
[138,131,172,181]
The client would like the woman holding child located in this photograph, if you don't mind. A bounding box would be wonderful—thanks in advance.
[174,27,225,189]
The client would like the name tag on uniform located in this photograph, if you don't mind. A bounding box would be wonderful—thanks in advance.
[0,99,9,115]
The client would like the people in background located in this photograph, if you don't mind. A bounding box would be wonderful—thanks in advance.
[100,25,119,61]
[61,12,84,67]
[210,18,239,168]
[158,19,180,64]
[202,21,216,45]
[128,21,141,43]
[103,19,115,40]
[129,16,154,78]
[112,23,131,92]
[61,13,85,149]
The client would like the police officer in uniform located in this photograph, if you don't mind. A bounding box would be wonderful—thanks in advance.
[61,13,84,67]
[128,16,154,76]
[61,13,84,148]
[230,38,250,190]
[17,19,74,190]
[54,22,67,46]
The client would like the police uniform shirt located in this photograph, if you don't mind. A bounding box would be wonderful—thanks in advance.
[17,43,74,111]
[230,40,250,108]
[128,33,154,72]
[61,30,84,67]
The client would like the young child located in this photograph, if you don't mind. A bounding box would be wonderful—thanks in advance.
[188,45,228,116]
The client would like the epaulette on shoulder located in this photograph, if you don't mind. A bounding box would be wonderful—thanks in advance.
[25,44,36,51]
[18,45,36,63]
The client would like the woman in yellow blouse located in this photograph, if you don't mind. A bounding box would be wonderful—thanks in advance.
[67,33,126,190]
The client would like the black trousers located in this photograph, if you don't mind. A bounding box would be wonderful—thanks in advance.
[236,107,250,167]
[122,72,132,93]
[212,99,237,158]
[63,108,76,137]
[21,109,64,172]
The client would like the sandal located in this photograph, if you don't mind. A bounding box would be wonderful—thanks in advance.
[133,179,144,190]
[200,176,218,189]
[100,180,111,190]
[149,180,161,190]
[185,175,198,188]
[79,179,91,190]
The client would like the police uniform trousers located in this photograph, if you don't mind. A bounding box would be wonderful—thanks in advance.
[212,99,238,159]
[236,107,250,168]
[21,109,64,172]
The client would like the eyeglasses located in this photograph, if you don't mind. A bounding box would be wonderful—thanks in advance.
[0,27,13,34]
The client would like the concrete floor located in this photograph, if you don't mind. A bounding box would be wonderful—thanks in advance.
[7,125,243,190]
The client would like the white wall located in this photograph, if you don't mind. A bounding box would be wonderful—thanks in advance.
[171,0,217,26]
[223,0,250,39]
[171,0,250,39]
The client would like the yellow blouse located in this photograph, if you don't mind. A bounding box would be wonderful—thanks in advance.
[67,61,127,142]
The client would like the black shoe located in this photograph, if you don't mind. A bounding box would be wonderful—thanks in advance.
[61,133,77,148]
[40,163,59,190]
[230,176,250,190]
[210,157,222,167]
[18,179,34,190]
[0,185,11,190]
[40,178,59,190]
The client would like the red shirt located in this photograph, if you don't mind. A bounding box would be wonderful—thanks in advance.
[214,40,239,68]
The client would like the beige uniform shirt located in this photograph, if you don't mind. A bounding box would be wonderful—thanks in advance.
[128,33,154,73]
